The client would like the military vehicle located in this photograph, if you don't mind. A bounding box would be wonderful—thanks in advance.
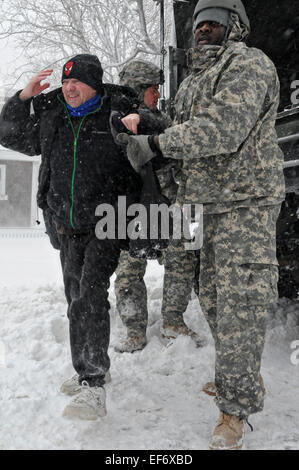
[155,0,299,298]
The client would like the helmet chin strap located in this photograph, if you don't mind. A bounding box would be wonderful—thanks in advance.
[222,12,233,45]
[222,12,249,45]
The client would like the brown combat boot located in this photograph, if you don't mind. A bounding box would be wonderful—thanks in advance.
[202,374,266,397]
[209,411,244,450]
[161,324,204,347]
[114,335,147,353]
[202,381,216,397]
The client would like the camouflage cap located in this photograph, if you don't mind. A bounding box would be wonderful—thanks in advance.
[119,60,164,96]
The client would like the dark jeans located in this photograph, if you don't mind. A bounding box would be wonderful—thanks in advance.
[60,232,125,387]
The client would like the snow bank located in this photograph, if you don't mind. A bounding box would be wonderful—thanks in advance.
[0,236,298,450]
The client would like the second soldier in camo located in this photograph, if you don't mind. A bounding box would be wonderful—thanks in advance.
[114,60,201,353]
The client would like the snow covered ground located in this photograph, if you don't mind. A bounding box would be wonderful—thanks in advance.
[0,232,298,450]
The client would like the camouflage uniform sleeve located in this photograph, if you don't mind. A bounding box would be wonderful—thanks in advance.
[161,111,173,129]
[158,52,278,159]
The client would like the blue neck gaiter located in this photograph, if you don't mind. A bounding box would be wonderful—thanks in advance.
[66,94,102,117]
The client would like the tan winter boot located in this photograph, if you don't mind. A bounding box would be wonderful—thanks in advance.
[209,411,244,450]
[63,381,107,421]
[202,374,266,397]
[114,335,147,353]
[161,324,204,348]
[60,371,111,396]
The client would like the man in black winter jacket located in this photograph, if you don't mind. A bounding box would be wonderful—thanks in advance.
[0,54,142,420]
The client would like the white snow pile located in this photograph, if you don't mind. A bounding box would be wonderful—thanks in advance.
[0,235,298,450]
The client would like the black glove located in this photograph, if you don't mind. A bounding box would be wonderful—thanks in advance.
[109,111,128,146]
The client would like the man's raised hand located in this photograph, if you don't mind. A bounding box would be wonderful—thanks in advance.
[19,69,53,101]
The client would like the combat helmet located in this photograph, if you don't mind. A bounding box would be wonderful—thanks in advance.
[193,0,250,31]
[119,60,164,99]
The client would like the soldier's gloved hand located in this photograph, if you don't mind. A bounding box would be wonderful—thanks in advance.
[116,133,156,173]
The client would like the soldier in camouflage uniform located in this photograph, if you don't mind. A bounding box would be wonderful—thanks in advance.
[118,0,285,450]
[114,60,198,353]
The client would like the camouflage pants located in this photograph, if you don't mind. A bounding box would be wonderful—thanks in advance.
[114,253,148,336]
[114,238,195,337]
[199,204,281,418]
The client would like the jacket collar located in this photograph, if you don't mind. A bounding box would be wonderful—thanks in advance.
[187,45,224,73]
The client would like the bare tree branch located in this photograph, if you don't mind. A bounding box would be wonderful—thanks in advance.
[0,0,173,90]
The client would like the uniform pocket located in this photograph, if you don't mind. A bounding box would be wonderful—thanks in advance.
[232,263,278,307]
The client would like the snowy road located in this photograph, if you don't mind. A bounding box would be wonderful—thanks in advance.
[0,235,298,450]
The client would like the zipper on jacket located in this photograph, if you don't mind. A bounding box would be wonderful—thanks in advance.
[58,95,104,229]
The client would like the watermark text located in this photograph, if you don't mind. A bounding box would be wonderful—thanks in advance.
[290,340,299,365]
[290,80,299,105]
[95,196,203,250]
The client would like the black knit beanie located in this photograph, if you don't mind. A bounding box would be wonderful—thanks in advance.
[61,54,103,92]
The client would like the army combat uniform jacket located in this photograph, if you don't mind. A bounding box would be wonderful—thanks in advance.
[159,38,285,213]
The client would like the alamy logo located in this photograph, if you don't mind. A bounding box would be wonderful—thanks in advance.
[290,340,299,366]
[290,81,299,105]
[95,196,203,250]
